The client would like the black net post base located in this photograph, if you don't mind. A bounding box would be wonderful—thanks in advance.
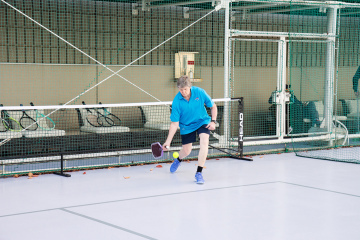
[209,144,253,161]
[53,154,71,177]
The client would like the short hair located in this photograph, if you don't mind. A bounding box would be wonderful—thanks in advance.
[177,75,192,88]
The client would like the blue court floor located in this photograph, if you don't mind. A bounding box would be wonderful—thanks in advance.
[0,152,360,240]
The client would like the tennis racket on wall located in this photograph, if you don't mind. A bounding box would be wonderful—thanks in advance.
[30,102,56,131]
[0,117,8,132]
[19,104,38,131]
[92,107,114,127]
[99,102,122,126]
[0,104,22,132]
[82,101,113,127]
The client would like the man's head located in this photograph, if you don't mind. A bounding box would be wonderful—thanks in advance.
[177,75,192,99]
[177,75,192,88]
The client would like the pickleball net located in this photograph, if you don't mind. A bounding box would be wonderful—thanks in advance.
[0,98,246,176]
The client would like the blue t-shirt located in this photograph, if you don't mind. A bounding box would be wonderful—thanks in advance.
[170,86,214,135]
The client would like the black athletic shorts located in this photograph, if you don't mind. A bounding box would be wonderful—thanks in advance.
[181,124,210,145]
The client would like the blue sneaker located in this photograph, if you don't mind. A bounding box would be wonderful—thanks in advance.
[195,172,204,184]
[170,159,181,173]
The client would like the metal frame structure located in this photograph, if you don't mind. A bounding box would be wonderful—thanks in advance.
[225,0,360,147]
[135,0,360,147]
[2,0,360,176]
[150,0,360,146]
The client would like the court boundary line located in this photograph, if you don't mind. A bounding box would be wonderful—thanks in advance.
[1,180,359,219]
[281,181,360,198]
[0,181,276,218]
[60,208,157,240]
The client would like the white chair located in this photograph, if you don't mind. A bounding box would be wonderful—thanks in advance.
[140,105,217,131]
[304,101,349,145]
[0,110,23,139]
[0,126,22,139]
[78,108,130,134]
[6,110,65,138]
[303,101,347,124]
[140,105,176,130]
[343,99,360,119]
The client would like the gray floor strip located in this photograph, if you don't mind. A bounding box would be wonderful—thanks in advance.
[60,208,157,240]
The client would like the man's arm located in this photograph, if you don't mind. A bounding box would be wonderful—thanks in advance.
[205,103,217,131]
[163,121,179,150]
[211,103,218,122]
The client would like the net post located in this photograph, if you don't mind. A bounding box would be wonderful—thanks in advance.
[208,98,252,161]
[54,154,71,177]
[233,97,252,161]
[238,97,244,158]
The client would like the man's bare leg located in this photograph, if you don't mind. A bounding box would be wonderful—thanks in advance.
[179,143,192,159]
[198,133,210,167]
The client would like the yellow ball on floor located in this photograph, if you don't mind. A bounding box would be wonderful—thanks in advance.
[173,152,179,159]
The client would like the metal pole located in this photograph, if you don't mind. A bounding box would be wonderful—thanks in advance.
[276,37,286,139]
[224,0,230,146]
[324,7,337,135]
[281,37,287,138]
